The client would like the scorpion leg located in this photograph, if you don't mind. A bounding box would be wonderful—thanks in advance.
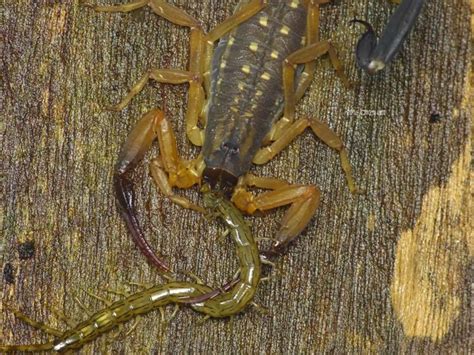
[104,69,201,112]
[253,118,359,194]
[309,119,360,193]
[83,0,148,13]
[205,0,267,43]
[266,0,349,143]
[148,110,206,213]
[88,1,207,146]
[86,0,201,28]
[231,173,320,250]
[294,0,324,100]
[283,41,350,123]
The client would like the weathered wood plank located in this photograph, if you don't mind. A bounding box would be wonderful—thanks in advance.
[1,0,471,353]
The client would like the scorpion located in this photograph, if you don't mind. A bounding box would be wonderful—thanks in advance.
[108,0,359,273]
[2,0,362,351]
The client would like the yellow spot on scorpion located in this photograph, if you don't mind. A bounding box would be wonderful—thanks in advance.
[259,15,268,27]
[249,42,259,52]
[280,25,290,35]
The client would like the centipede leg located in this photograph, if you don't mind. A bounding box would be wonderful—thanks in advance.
[3,304,62,337]
[81,288,113,306]
[50,307,76,328]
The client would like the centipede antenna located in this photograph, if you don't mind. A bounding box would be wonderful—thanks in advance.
[4,304,62,337]
[0,342,56,352]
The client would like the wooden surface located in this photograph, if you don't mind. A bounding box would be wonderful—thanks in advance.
[1,0,472,353]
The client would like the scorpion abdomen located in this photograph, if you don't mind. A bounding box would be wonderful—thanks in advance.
[203,0,307,186]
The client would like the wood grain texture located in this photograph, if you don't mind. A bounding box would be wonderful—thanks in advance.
[1,0,471,353]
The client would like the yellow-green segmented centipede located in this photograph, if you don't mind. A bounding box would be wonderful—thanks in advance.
[0,189,261,353]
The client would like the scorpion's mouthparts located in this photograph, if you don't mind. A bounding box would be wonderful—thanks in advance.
[203,167,238,193]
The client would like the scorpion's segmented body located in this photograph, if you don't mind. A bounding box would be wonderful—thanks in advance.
[204,0,307,185]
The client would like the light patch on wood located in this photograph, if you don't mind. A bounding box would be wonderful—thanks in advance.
[367,213,376,232]
[345,331,382,353]
[390,141,471,342]
[41,88,50,117]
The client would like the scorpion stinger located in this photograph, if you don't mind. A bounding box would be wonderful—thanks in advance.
[351,0,426,74]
